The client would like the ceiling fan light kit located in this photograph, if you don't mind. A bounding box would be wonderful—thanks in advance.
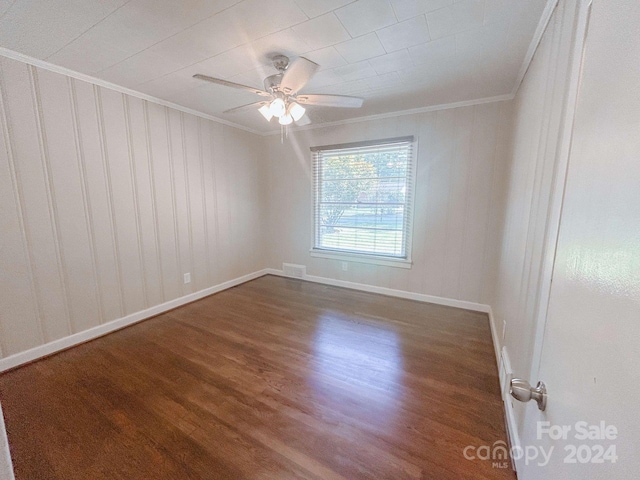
[258,104,273,121]
[269,97,286,118]
[193,54,365,136]
[289,102,306,121]
[278,113,293,126]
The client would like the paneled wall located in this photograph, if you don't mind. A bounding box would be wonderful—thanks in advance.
[488,0,578,440]
[0,55,266,359]
[264,103,513,305]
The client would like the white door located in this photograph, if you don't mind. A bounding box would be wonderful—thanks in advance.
[515,0,640,478]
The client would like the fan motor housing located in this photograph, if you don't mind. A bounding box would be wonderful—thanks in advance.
[264,73,283,92]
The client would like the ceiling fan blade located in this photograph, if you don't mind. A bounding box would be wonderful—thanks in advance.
[223,101,269,114]
[193,74,270,96]
[280,57,319,94]
[296,94,364,108]
[295,115,312,126]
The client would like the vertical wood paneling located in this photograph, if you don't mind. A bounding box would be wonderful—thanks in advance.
[460,103,501,302]
[38,69,102,334]
[267,103,513,305]
[2,58,68,344]
[226,126,251,276]
[413,111,437,294]
[220,126,238,277]
[198,118,212,286]
[212,123,230,281]
[441,107,473,299]
[184,114,207,291]
[165,109,186,295]
[147,102,181,301]
[179,113,195,292]
[28,66,74,338]
[99,87,145,315]
[128,97,164,308]
[204,122,221,285]
[423,108,455,296]
[489,5,571,385]
[0,56,266,361]
[0,59,43,356]
[169,110,192,294]
[94,85,126,318]
[69,78,104,325]
[480,101,513,304]
[74,81,123,323]
[123,95,149,308]
[142,100,166,304]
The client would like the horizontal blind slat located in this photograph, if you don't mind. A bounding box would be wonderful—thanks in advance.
[313,139,414,259]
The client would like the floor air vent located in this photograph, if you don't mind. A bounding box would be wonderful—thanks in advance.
[282,263,306,279]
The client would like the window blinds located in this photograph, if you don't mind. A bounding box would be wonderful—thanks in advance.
[312,137,414,259]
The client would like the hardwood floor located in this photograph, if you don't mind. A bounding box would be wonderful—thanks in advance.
[0,275,515,479]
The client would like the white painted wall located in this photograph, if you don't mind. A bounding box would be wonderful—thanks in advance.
[264,103,513,305]
[0,54,267,361]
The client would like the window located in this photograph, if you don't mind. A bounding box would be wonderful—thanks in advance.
[311,137,414,266]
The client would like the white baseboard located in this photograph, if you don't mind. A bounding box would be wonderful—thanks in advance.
[1,267,515,472]
[504,392,521,473]
[265,268,491,313]
[0,268,490,372]
[269,268,521,470]
[0,269,271,372]
[488,307,521,473]
[487,307,502,372]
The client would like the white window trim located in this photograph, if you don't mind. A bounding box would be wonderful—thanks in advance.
[309,248,413,268]
[309,136,417,269]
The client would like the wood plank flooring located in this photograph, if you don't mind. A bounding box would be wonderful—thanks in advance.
[0,275,515,479]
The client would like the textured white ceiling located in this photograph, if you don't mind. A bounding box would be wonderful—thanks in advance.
[0,0,549,132]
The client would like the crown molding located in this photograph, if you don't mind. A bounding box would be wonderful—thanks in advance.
[0,47,263,136]
[263,93,515,136]
[511,0,559,97]
[0,45,521,138]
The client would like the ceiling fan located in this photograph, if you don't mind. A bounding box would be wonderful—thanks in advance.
[193,54,364,126]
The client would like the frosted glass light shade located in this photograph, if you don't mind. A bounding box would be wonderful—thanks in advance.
[269,98,286,117]
[289,102,306,122]
[279,113,293,125]
[258,104,273,121]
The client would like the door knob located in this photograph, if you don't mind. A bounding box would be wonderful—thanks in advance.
[510,378,547,411]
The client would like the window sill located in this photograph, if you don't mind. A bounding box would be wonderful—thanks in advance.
[309,249,412,269]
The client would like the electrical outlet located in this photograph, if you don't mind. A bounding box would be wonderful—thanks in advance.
[341,261,348,271]
[184,273,191,284]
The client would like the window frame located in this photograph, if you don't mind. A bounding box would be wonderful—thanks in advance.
[309,136,417,269]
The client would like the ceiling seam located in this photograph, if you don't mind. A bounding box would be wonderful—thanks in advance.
[127,17,319,91]
[90,0,253,75]
[0,0,18,21]
[44,0,135,61]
